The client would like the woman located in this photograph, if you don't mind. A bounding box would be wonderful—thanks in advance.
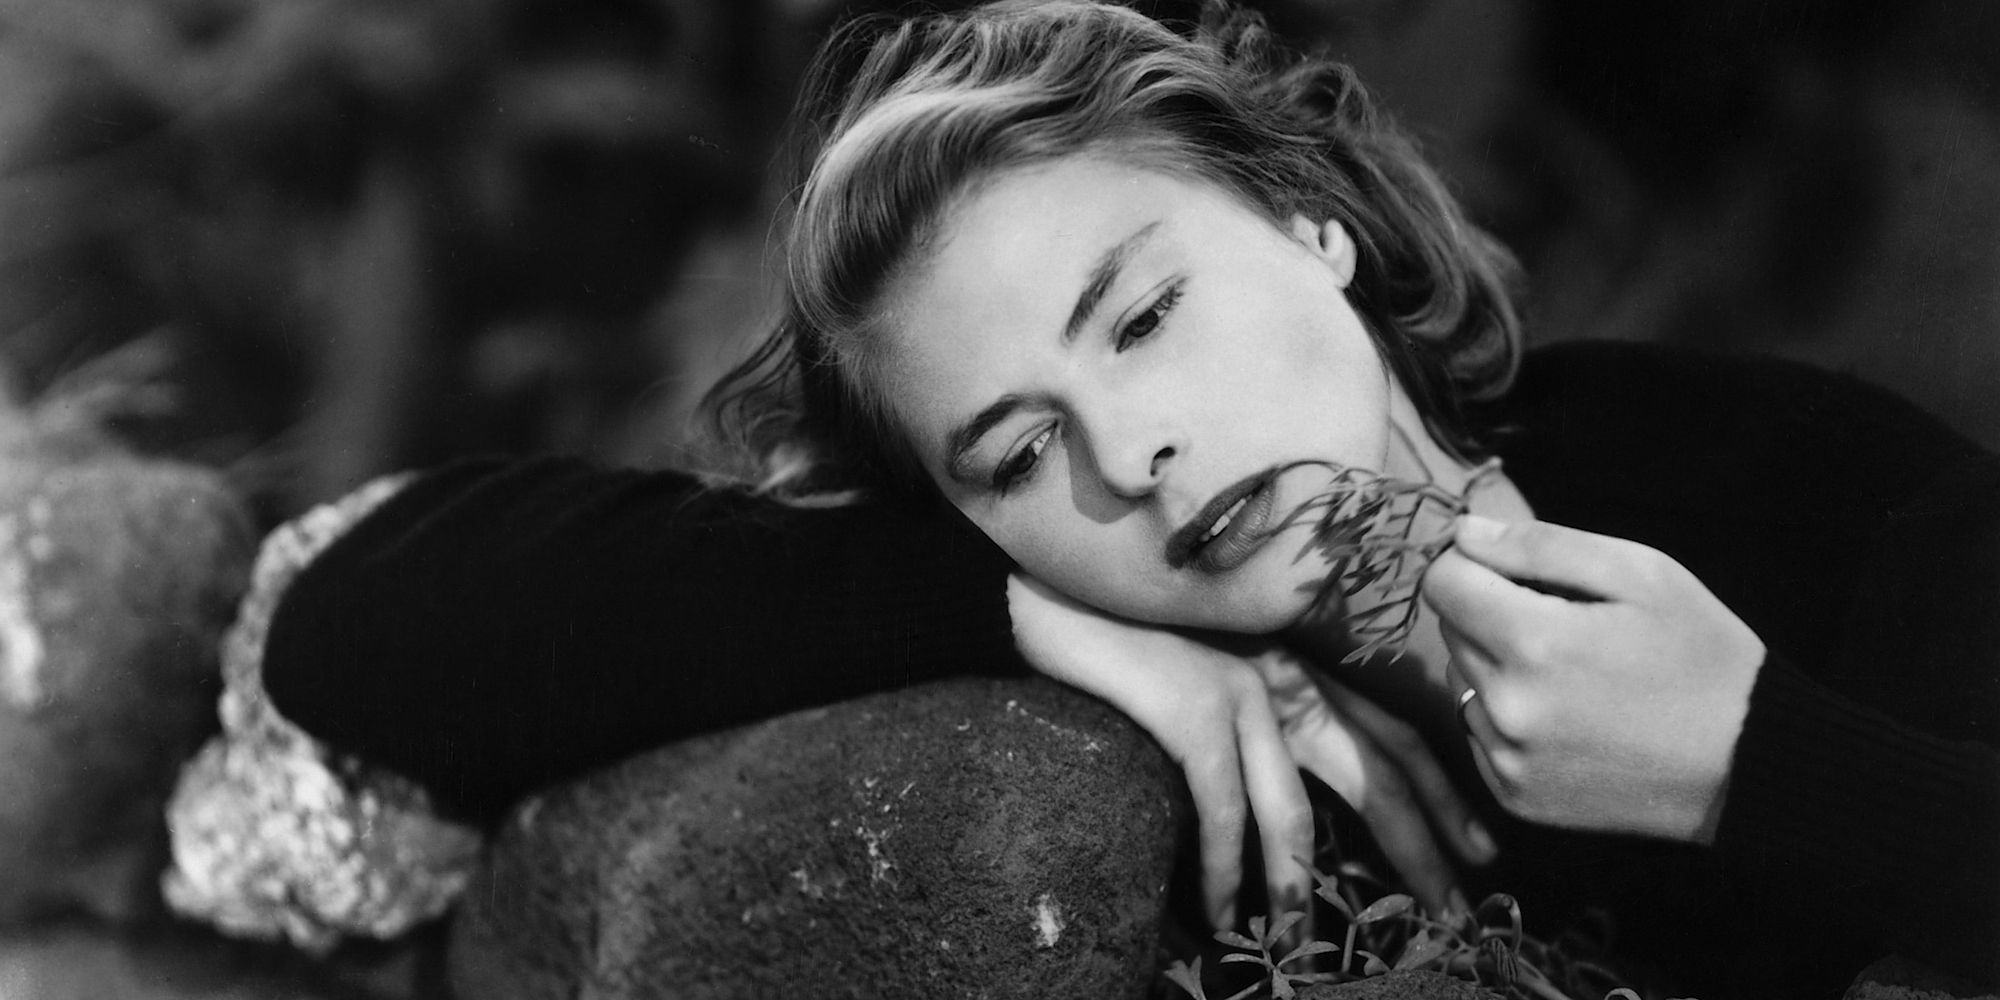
[238,1,1997,995]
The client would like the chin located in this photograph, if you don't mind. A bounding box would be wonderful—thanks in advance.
[1197,586,1322,635]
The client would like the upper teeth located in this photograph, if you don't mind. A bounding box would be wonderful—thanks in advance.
[1204,496,1250,543]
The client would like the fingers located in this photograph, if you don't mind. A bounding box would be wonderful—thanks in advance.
[1182,730,1249,930]
[1450,515,1637,599]
[1319,675,1496,868]
[1455,682,1508,755]
[1236,694,1317,924]
[1363,789,1461,917]
[1436,614,1499,701]
[1421,548,1552,645]
[1294,707,1460,915]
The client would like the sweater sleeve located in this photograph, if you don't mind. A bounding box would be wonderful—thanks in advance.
[1716,655,2000,985]
[261,457,1026,824]
[1712,423,2000,985]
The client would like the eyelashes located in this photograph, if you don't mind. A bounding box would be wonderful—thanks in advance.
[1116,281,1182,351]
[992,424,1054,492]
[991,279,1185,494]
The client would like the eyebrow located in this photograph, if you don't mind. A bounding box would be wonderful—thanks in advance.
[1063,221,1161,341]
[940,221,1163,486]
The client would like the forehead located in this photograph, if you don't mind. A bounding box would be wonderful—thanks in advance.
[874,158,1258,456]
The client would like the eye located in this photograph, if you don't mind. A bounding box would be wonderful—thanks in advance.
[1115,281,1183,351]
[992,423,1058,493]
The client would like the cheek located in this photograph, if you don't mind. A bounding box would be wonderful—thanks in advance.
[978,506,1164,614]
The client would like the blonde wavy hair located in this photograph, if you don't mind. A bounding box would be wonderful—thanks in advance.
[704,0,1522,503]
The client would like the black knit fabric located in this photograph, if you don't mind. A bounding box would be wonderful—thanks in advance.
[263,460,1026,822]
[262,341,1998,995]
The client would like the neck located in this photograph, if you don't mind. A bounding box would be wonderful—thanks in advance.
[1381,386,1476,495]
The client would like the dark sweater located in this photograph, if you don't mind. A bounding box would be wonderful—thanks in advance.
[264,342,1999,996]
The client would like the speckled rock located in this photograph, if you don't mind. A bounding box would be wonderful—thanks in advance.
[1846,956,1999,1000]
[0,410,253,924]
[1299,970,1503,999]
[448,676,1184,1000]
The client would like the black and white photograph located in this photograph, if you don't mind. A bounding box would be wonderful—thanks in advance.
[0,0,1995,997]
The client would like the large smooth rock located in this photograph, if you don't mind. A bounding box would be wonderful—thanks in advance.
[448,676,1184,1000]
[0,416,253,924]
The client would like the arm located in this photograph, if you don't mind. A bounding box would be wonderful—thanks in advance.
[262,457,1025,823]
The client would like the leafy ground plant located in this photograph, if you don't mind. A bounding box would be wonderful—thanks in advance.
[1162,860,1680,1000]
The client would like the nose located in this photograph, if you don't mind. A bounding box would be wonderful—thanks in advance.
[1091,416,1185,499]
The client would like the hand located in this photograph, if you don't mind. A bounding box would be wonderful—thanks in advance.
[1252,653,1497,916]
[1009,574,1496,927]
[1009,574,1314,929]
[1421,516,1767,843]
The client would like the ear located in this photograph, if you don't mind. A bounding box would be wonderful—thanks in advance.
[1288,215,1358,289]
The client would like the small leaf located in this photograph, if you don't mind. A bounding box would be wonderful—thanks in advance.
[1215,930,1261,951]
[1163,958,1208,1000]
[1271,977,1296,1000]
[1359,950,1390,976]
[1247,915,1268,942]
[1278,940,1341,967]
[1393,933,1452,971]
[1218,953,1267,966]
[1265,910,1306,945]
[1220,983,1264,1000]
[1353,893,1416,925]
[1312,871,1355,918]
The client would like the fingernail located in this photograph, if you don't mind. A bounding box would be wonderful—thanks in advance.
[1467,820,1498,861]
[1447,888,1471,920]
[1213,903,1236,931]
[1459,514,1506,544]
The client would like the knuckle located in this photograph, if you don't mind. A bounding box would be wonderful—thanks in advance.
[1509,630,1552,667]
[1481,690,1532,740]
[1191,685,1236,717]
[1624,541,1684,587]
[1487,750,1527,798]
[1221,664,1263,698]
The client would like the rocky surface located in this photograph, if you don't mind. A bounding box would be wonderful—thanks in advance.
[1299,970,1502,999]
[449,676,1184,1000]
[0,920,438,1000]
[0,412,252,924]
[1847,956,2000,1000]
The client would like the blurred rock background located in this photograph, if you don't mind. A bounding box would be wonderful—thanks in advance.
[3,0,1995,525]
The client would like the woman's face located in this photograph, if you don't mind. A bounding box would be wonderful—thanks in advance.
[878,156,1398,632]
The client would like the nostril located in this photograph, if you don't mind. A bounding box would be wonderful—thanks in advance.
[1149,446,1175,478]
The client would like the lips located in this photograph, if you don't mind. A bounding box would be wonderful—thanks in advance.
[1165,469,1280,572]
